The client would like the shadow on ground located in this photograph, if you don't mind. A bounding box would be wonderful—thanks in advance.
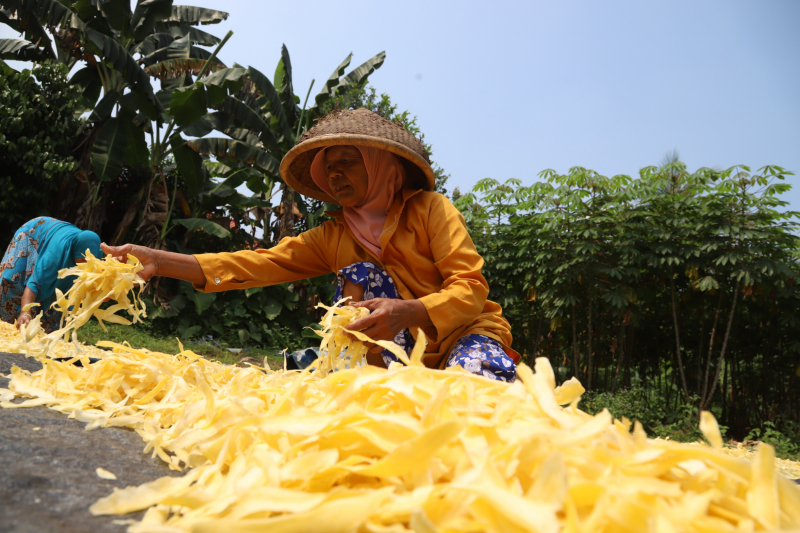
[0,353,177,533]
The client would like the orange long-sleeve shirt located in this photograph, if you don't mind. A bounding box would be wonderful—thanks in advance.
[193,189,513,369]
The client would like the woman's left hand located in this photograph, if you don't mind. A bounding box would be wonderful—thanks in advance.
[346,299,432,353]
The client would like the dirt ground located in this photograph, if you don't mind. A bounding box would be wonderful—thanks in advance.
[0,352,177,533]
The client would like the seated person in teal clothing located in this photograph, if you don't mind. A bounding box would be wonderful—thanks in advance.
[0,217,102,332]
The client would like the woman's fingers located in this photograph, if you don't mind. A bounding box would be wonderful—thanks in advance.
[346,312,378,332]
[100,242,130,262]
[350,299,380,309]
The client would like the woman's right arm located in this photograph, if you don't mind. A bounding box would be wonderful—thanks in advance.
[100,244,205,284]
[100,223,339,291]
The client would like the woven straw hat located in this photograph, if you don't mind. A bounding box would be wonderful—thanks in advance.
[280,108,436,204]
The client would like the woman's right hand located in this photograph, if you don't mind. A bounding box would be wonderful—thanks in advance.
[101,243,159,281]
[15,311,32,330]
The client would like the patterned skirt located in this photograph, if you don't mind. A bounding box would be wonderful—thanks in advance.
[334,262,516,382]
[0,220,61,333]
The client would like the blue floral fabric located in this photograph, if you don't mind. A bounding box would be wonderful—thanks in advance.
[446,334,517,382]
[1,218,62,332]
[334,261,517,382]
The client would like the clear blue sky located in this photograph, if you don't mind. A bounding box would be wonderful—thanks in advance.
[4,1,799,207]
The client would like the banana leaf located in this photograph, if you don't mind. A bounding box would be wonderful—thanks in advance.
[220,127,261,146]
[86,29,159,108]
[91,117,127,182]
[169,82,207,126]
[140,33,217,67]
[209,169,250,194]
[175,217,230,238]
[163,25,220,46]
[340,51,386,85]
[130,0,173,41]
[133,25,220,55]
[274,45,300,127]
[183,112,235,137]
[216,194,270,209]
[86,90,121,124]
[0,38,48,61]
[158,6,228,27]
[95,0,132,35]
[305,51,386,126]
[193,65,292,146]
[216,95,280,150]
[200,65,246,100]
[120,107,149,167]
[14,5,55,58]
[0,8,20,32]
[69,66,103,111]
[240,66,294,143]
[132,32,175,56]
[171,134,206,198]
[189,137,280,178]
[308,53,352,116]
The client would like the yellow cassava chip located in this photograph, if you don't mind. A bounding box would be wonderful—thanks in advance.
[96,467,117,480]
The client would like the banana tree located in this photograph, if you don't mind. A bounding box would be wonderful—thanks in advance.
[168,46,386,242]
[0,0,229,243]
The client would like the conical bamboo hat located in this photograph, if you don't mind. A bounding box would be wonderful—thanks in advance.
[280,108,436,203]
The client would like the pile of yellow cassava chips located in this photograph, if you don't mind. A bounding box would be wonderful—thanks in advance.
[1,261,800,532]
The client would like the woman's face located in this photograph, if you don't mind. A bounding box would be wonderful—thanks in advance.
[324,146,370,206]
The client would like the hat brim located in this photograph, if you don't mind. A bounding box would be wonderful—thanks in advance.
[280,134,436,204]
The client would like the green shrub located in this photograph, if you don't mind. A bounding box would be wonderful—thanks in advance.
[146,279,332,354]
[580,387,706,443]
[744,421,800,461]
[580,388,800,460]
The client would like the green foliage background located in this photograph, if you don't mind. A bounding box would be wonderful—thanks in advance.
[456,162,800,442]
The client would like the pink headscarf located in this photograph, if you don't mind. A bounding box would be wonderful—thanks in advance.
[310,146,406,261]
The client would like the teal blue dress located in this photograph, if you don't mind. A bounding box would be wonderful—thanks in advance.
[0,217,102,332]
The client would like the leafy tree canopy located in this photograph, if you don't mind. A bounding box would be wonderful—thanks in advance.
[0,61,82,244]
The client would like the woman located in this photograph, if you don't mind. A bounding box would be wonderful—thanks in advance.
[103,109,519,381]
[1,217,103,332]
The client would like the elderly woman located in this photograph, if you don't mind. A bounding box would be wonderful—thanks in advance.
[1,217,102,332]
[103,109,518,381]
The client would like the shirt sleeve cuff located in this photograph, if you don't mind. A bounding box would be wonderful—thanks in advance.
[192,254,232,293]
[418,291,453,344]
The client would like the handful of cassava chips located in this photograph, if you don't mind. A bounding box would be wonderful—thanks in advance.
[312,300,416,373]
[2,316,799,532]
[18,250,146,356]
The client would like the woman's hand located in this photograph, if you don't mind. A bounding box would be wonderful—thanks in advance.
[15,311,32,330]
[101,243,159,281]
[345,298,432,353]
[17,287,37,330]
